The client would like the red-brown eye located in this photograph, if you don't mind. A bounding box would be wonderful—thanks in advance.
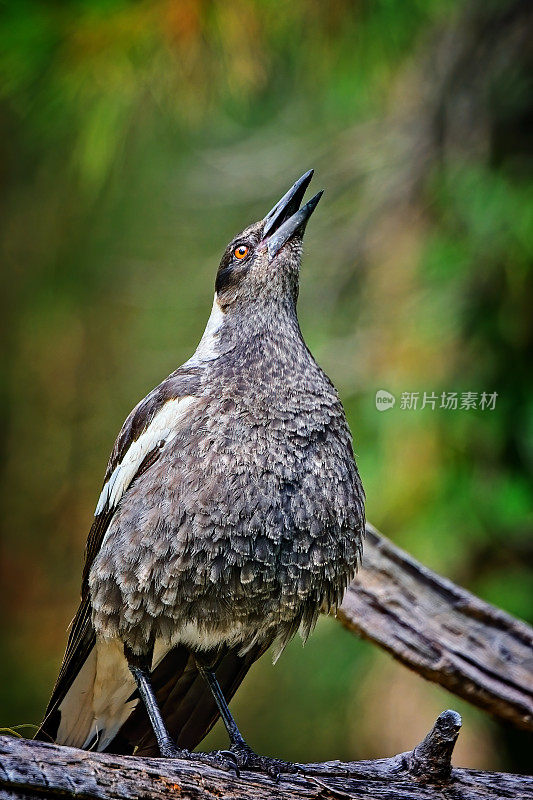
[234,245,248,259]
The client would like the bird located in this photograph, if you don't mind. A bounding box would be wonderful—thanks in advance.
[36,169,365,775]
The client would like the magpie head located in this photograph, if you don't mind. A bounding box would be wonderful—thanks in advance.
[214,170,323,312]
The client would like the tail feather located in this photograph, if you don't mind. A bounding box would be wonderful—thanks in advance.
[35,597,95,746]
[38,638,138,751]
[38,631,265,755]
[56,646,97,748]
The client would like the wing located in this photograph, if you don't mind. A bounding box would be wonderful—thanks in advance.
[36,366,202,741]
[86,367,202,581]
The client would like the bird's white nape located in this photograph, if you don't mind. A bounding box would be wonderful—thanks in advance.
[183,294,225,368]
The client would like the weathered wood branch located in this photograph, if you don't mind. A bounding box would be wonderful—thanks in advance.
[338,524,533,731]
[1,712,532,800]
[1,535,531,798]
[2,527,531,798]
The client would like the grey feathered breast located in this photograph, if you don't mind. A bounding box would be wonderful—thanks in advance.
[89,311,365,658]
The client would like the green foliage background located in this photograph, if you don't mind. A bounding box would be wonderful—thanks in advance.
[1,0,531,771]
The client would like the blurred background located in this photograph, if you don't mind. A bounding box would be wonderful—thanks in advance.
[1,0,532,774]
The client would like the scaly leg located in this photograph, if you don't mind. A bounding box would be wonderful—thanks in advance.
[197,662,296,779]
[128,662,181,758]
[126,651,238,774]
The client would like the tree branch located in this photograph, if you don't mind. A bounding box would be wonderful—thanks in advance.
[338,524,533,731]
[1,712,532,800]
[2,530,532,797]
[2,526,531,797]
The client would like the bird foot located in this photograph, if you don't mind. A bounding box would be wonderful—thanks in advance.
[196,749,241,776]
[226,742,298,780]
[159,740,294,780]
[157,743,240,776]
[158,741,185,759]
[195,749,242,775]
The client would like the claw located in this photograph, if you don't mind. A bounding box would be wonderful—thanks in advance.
[201,744,294,779]
[267,763,281,782]
[215,749,240,777]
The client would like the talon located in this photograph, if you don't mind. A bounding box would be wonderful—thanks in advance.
[218,749,240,772]
[215,749,240,776]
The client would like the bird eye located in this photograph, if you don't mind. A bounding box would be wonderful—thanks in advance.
[234,245,249,260]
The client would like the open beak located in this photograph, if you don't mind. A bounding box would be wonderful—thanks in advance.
[263,170,323,259]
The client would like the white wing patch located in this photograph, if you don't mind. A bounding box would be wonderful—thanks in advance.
[94,296,225,516]
[95,396,196,515]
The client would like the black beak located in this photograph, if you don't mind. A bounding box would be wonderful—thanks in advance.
[263,170,323,259]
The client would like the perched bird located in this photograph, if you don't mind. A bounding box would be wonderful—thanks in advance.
[37,170,365,774]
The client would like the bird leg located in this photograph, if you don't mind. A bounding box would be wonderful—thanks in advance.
[126,649,239,774]
[127,654,182,758]
[197,663,296,779]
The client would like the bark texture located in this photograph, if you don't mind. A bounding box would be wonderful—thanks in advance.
[338,525,533,731]
[1,712,532,800]
[2,528,532,798]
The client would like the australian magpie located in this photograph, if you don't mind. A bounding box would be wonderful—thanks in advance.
[37,170,365,775]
